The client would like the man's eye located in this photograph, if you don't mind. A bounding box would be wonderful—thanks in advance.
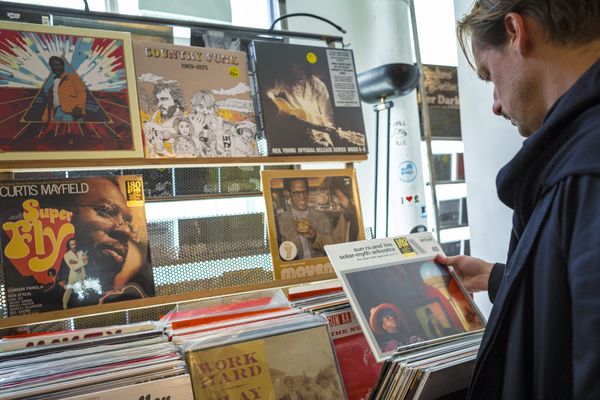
[95,205,115,218]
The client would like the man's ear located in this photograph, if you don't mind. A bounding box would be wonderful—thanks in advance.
[504,12,529,55]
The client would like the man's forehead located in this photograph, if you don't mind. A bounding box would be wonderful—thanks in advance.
[471,45,491,80]
[156,88,172,97]
[290,179,307,188]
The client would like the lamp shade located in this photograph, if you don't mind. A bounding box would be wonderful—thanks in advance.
[357,63,420,104]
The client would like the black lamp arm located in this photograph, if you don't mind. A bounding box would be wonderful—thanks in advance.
[269,13,346,34]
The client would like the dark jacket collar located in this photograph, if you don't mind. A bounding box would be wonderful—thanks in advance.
[497,57,600,234]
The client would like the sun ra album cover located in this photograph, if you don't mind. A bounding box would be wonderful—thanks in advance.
[0,22,143,160]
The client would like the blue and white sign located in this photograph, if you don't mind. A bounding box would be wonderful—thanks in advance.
[399,161,418,182]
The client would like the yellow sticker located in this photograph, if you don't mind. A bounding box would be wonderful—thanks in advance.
[394,237,417,257]
[125,178,144,207]
[229,66,240,78]
[306,52,317,64]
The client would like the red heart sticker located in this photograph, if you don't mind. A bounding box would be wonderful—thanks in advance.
[406,196,413,202]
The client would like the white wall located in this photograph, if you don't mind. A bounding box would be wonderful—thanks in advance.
[453,0,523,316]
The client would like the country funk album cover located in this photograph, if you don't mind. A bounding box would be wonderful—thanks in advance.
[133,41,258,158]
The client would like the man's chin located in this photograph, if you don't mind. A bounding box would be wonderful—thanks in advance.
[517,125,535,138]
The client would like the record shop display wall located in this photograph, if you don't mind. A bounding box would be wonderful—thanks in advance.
[0,2,368,333]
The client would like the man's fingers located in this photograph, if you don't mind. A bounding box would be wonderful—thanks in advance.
[435,254,462,266]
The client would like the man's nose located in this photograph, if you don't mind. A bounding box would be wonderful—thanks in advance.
[492,87,503,116]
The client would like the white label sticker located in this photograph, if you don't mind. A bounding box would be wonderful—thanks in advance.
[326,49,360,107]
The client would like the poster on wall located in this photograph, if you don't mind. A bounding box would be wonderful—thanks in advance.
[421,64,461,139]
[133,41,258,158]
[0,21,143,160]
[261,169,365,280]
[0,176,154,317]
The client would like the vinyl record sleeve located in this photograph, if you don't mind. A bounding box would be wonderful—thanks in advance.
[36,366,186,400]
[0,321,158,352]
[0,21,143,160]
[249,41,367,156]
[133,41,258,158]
[421,64,462,139]
[322,306,383,400]
[0,331,164,365]
[61,374,194,400]
[325,232,485,362]
[0,176,154,317]
[261,168,365,280]
[184,320,345,400]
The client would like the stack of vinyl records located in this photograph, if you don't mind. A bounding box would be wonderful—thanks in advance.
[288,280,383,400]
[164,289,300,342]
[287,279,348,311]
[179,313,347,400]
[0,323,193,400]
[370,332,482,400]
[324,232,489,400]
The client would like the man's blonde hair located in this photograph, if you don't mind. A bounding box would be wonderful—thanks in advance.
[457,0,600,72]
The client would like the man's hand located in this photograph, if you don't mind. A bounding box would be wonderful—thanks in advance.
[299,227,317,240]
[434,254,494,292]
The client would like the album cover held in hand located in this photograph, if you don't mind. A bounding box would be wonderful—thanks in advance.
[249,41,367,156]
[325,232,485,361]
[262,169,365,280]
[0,176,154,317]
[133,41,258,158]
[0,21,143,160]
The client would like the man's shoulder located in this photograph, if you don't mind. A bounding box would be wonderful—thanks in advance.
[277,209,293,220]
[63,72,82,81]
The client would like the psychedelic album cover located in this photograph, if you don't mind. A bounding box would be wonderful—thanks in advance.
[249,41,367,156]
[261,168,365,280]
[184,322,345,400]
[0,21,143,160]
[0,176,154,317]
[325,232,485,361]
[133,41,258,158]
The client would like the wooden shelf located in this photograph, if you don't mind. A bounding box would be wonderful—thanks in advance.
[0,154,367,172]
[0,273,337,330]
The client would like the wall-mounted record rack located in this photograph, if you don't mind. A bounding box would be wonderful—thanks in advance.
[0,1,365,333]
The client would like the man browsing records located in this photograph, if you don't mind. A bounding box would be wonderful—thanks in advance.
[435,1,600,398]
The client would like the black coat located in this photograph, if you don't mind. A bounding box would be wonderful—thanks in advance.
[468,58,600,399]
